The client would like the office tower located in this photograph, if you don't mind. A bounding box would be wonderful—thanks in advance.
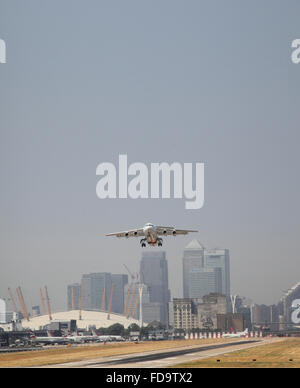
[143,303,166,324]
[0,299,6,323]
[188,268,222,299]
[111,274,128,314]
[197,294,227,329]
[140,251,170,325]
[67,283,81,311]
[182,242,230,312]
[251,304,280,331]
[173,294,227,330]
[173,299,199,331]
[80,273,128,314]
[182,240,205,298]
[81,273,112,311]
[32,305,41,317]
[204,249,230,300]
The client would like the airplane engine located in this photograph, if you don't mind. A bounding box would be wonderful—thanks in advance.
[173,230,177,235]
[163,230,167,235]
[134,231,138,236]
[125,232,129,238]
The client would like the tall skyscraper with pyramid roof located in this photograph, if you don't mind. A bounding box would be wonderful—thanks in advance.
[182,240,230,308]
[182,240,205,298]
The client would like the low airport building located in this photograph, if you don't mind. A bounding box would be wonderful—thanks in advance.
[173,294,227,331]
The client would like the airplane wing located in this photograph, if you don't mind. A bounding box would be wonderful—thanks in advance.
[106,228,144,238]
[156,226,198,236]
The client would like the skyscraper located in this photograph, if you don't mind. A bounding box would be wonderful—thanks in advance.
[0,299,6,323]
[32,305,41,317]
[81,273,112,311]
[182,241,230,309]
[111,274,128,314]
[204,249,230,301]
[188,268,222,299]
[182,240,205,298]
[140,251,170,325]
[80,273,128,314]
[67,283,80,310]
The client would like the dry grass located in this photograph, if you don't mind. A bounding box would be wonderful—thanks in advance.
[0,338,236,368]
[173,338,300,368]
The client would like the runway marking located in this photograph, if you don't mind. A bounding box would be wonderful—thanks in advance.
[51,340,262,368]
[38,339,286,368]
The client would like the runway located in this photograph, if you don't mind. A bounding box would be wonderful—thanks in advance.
[43,338,280,368]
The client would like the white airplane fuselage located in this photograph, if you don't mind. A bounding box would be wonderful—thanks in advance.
[143,224,159,245]
[223,329,248,339]
[31,336,68,345]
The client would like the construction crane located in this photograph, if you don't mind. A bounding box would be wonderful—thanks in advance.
[140,270,145,284]
[79,286,82,320]
[101,287,106,311]
[123,288,131,316]
[40,288,47,315]
[123,264,136,283]
[127,283,137,319]
[123,264,139,318]
[44,286,52,321]
[8,288,18,314]
[16,287,29,321]
[19,287,29,321]
[107,284,114,320]
[131,292,139,319]
[72,287,75,310]
[16,288,25,319]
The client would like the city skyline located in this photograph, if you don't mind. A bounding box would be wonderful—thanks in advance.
[1,1,300,312]
[2,240,298,322]
[1,241,228,314]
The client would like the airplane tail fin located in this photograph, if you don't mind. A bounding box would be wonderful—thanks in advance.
[30,330,36,339]
[61,329,69,337]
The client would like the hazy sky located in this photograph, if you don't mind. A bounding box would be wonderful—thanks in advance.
[0,1,299,312]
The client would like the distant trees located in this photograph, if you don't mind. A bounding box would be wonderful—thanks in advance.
[94,323,142,337]
[94,321,168,338]
[146,321,165,331]
[106,323,125,336]
[127,323,140,333]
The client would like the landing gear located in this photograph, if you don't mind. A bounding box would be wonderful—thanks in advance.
[140,238,163,247]
[140,238,147,248]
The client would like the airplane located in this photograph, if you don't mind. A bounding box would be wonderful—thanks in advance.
[61,330,87,344]
[223,328,249,339]
[83,330,109,343]
[61,330,125,343]
[90,330,125,342]
[106,223,198,247]
[30,331,70,345]
[107,335,126,342]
